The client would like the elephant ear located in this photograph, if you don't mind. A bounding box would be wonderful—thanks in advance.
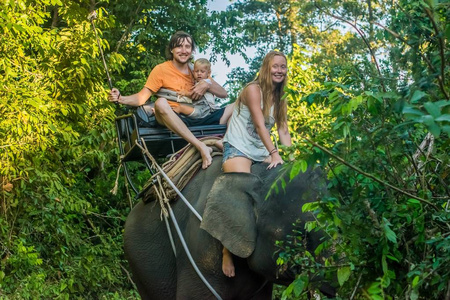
[200,172,262,258]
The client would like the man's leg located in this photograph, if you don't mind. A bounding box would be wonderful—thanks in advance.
[154,98,213,169]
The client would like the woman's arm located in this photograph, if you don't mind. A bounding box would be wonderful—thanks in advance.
[278,122,292,146]
[244,84,283,169]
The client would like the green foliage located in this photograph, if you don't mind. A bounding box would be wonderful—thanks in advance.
[1,0,135,298]
[0,0,233,297]
[273,0,449,299]
[0,0,243,297]
[2,0,448,298]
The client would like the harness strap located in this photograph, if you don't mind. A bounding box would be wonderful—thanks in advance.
[145,136,222,202]
[136,140,202,221]
[156,88,193,104]
[164,214,177,257]
[168,205,223,300]
[136,139,223,299]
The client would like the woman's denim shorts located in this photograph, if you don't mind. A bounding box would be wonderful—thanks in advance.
[222,142,254,164]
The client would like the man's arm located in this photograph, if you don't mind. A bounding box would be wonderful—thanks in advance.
[109,87,153,106]
[190,78,227,100]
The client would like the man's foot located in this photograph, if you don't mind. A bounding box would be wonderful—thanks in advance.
[222,248,235,277]
[214,139,224,151]
[198,143,213,169]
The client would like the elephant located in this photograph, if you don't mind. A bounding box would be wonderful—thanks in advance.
[124,158,335,299]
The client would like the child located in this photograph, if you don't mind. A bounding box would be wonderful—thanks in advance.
[176,58,222,119]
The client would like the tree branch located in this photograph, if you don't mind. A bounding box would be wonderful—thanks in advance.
[115,0,145,53]
[314,3,386,92]
[304,138,439,210]
[120,263,138,290]
[350,272,363,300]
[372,21,449,100]
[51,6,59,28]
[424,7,448,100]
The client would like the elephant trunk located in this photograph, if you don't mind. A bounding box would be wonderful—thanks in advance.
[246,166,329,285]
[200,172,262,258]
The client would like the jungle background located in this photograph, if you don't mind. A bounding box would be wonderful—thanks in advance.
[1,0,448,299]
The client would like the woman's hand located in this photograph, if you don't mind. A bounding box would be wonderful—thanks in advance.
[109,88,121,103]
[267,151,284,169]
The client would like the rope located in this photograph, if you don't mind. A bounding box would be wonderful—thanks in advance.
[110,163,122,195]
[164,214,177,257]
[135,138,222,299]
[168,205,223,300]
[151,173,177,257]
[154,175,169,219]
[144,136,223,202]
[135,139,202,221]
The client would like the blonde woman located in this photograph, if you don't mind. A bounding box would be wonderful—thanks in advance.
[221,50,292,277]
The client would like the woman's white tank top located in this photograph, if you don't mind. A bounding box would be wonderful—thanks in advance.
[223,88,275,162]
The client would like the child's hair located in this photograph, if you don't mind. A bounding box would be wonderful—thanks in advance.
[194,58,211,71]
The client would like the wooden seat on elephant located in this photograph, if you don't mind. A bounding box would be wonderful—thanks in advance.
[114,111,226,196]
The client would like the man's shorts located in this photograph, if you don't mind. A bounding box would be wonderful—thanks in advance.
[188,99,219,119]
[180,107,226,127]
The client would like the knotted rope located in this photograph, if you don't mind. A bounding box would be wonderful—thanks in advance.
[134,137,223,300]
[144,136,223,202]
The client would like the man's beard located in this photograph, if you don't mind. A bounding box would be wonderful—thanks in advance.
[174,56,190,64]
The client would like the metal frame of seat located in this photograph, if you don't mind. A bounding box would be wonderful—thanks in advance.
[115,113,226,197]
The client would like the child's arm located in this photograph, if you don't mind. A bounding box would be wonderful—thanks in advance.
[190,78,227,100]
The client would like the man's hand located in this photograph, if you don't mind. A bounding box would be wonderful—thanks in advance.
[109,88,121,103]
[190,80,210,100]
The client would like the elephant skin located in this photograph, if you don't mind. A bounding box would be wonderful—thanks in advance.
[124,158,332,299]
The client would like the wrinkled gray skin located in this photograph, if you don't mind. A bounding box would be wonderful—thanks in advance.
[124,159,333,299]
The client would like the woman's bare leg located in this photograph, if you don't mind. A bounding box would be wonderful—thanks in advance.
[222,247,235,277]
[222,156,252,173]
[220,156,252,276]
[219,103,235,125]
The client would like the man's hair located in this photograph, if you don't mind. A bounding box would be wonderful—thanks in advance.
[166,31,196,60]
[194,58,211,70]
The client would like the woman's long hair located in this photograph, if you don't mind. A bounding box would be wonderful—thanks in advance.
[236,50,288,128]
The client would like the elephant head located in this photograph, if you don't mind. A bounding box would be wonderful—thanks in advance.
[200,163,328,284]
[124,159,333,299]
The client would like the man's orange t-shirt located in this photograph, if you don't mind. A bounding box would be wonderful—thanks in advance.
[145,61,194,108]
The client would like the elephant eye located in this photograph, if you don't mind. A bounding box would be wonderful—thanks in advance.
[273,227,284,240]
